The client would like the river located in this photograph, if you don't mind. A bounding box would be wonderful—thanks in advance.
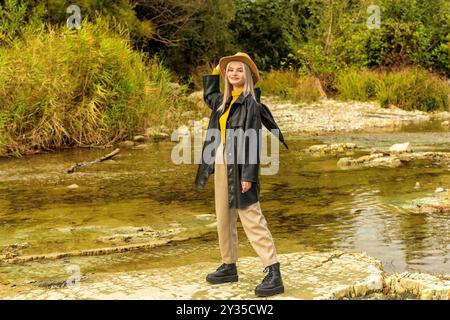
[0,122,449,289]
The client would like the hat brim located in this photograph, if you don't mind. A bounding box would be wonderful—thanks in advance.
[219,55,260,84]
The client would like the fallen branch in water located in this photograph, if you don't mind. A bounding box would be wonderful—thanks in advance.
[67,148,120,173]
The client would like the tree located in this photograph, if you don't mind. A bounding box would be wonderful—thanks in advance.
[136,0,236,79]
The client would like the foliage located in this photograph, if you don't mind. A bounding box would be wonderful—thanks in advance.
[228,0,303,71]
[259,70,324,103]
[0,18,185,156]
[0,0,153,45]
[336,67,449,111]
[0,0,449,155]
[137,0,236,81]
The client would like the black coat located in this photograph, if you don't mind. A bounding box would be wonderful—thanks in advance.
[195,74,262,209]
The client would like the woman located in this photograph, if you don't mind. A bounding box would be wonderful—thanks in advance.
[195,52,284,297]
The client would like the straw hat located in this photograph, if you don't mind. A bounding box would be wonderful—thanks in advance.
[219,52,260,84]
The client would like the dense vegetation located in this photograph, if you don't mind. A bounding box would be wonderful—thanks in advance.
[0,0,448,156]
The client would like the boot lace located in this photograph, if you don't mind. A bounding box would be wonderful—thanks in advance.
[262,266,274,283]
[217,263,227,271]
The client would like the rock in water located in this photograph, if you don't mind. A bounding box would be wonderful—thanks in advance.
[337,154,402,168]
[389,142,412,153]
[307,143,357,154]
[337,157,353,167]
[133,135,147,142]
[118,140,134,148]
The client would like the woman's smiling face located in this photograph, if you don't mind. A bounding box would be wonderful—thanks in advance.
[227,61,245,88]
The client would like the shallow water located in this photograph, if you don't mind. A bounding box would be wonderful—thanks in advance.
[0,125,449,288]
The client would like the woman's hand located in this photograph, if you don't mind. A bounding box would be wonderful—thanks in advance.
[215,63,220,71]
[241,181,252,193]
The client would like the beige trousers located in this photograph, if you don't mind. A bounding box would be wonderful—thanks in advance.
[214,142,278,268]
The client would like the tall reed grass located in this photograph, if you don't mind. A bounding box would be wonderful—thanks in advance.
[258,70,324,103]
[0,18,191,157]
[336,67,449,111]
[257,67,448,113]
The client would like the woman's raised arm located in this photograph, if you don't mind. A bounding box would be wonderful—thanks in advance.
[202,64,223,111]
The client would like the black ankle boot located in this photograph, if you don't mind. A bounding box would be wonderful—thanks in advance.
[255,262,284,297]
[206,263,238,284]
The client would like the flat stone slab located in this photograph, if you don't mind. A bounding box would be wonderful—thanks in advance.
[338,153,402,168]
[338,151,450,169]
[404,191,450,214]
[386,272,450,300]
[305,143,357,155]
[2,251,385,300]
[2,250,448,300]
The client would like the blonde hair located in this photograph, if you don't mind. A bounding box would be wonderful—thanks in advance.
[218,61,256,114]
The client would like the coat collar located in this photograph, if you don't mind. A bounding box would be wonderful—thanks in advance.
[233,93,246,105]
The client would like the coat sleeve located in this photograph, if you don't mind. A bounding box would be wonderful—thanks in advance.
[203,74,223,111]
[254,87,261,103]
[240,99,261,183]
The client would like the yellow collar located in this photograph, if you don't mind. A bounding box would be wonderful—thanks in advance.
[231,88,243,97]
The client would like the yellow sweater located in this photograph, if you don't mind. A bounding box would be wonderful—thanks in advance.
[212,68,243,144]
[220,88,243,143]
